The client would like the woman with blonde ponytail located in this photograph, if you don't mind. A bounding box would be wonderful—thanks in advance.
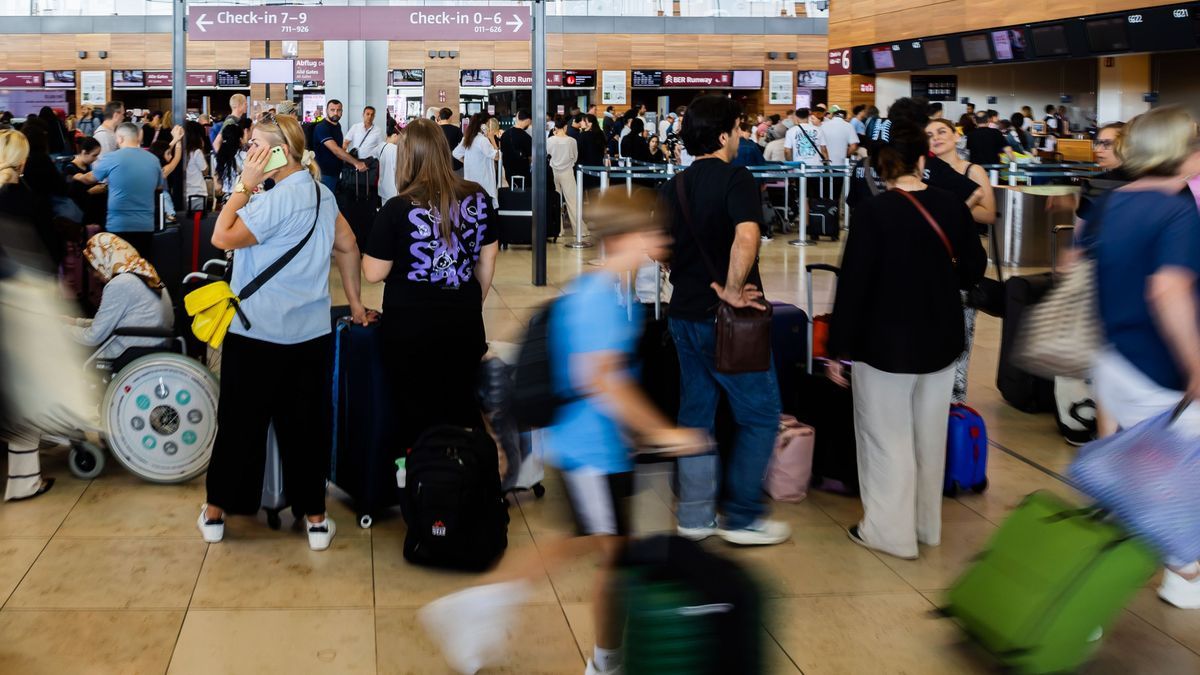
[0,129,58,272]
[199,114,372,551]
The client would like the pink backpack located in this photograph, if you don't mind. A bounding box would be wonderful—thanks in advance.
[764,415,815,502]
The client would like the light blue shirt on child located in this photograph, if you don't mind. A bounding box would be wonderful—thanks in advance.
[229,170,337,345]
[545,271,640,475]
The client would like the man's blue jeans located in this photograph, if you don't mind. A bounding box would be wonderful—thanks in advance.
[320,173,338,193]
[669,317,781,531]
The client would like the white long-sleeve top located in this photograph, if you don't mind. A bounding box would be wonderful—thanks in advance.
[546,134,578,173]
[453,137,498,205]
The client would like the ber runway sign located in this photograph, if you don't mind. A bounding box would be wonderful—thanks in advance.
[188,6,529,41]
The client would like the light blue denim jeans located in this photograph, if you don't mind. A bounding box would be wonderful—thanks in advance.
[669,317,781,530]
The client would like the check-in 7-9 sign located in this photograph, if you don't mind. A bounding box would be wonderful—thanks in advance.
[188,6,530,41]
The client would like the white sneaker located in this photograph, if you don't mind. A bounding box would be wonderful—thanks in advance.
[1158,569,1200,609]
[197,505,224,543]
[718,518,791,546]
[306,516,336,551]
[585,659,623,675]
[676,521,718,541]
[419,581,531,674]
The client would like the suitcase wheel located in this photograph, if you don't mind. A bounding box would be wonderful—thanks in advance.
[265,509,282,530]
[970,478,989,494]
[68,441,106,480]
[532,483,546,499]
[358,514,374,529]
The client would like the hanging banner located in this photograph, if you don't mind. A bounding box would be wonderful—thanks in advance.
[828,48,852,76]
[80,70,106,105]
[768,71,792,105]
[188,5,528,41]
[601,70,626,105]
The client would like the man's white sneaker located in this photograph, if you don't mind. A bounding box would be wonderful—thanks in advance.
[197,505,224,543]
[718,518,791,546]
[1158,569,1200,609]
[585,659,623,675]
[419,581,531,674]
[676,521,718,541]
[306,516,336,551]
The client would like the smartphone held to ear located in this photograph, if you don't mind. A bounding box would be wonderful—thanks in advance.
[263,146,288,174]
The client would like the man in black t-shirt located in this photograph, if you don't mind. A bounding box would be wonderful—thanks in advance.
[965,112,1009,165]
[437,108,464,173]
[500,109,533,183]
[661,95,790,548]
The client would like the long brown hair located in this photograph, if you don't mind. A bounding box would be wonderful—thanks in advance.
[396,118,477,244]
[462,112,488,149]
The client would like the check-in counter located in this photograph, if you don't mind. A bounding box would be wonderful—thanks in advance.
[994,185,1080,268]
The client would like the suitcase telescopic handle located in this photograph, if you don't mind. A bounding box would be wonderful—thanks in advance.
[804,264,841,375]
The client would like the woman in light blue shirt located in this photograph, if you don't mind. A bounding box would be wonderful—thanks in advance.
[198,115,370,551]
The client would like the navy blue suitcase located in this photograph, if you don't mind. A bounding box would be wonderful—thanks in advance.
[770,301,807,415]
[330,316,402,529]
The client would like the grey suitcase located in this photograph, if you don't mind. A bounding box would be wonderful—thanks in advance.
[262,422,287,529]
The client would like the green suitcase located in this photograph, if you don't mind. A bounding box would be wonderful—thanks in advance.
[944,491,1158,674]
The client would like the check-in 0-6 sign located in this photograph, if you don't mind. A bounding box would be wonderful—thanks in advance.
[187,6,529,41]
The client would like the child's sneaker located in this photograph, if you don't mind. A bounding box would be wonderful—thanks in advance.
[305,516,336,551]
[419,581,531,674]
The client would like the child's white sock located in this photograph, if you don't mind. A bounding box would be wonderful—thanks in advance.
[593,645,622,672]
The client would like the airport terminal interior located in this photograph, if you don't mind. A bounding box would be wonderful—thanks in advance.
[2,0,1200,673]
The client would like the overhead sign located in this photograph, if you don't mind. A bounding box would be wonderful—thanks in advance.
[0,72,43,87]
[144,71,218,87]
[493,71,562,87]
[768,71,792,105]
[631,70,662,88]
[217,69,250,88]
[294,59,323,83]
[188,6,529,41]
[563,70,596,88]
[911,75,957,102]
[828,48,852,76]
[662,71,732,87]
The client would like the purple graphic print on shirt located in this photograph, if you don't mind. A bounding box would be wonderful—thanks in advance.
[407,191,490,286]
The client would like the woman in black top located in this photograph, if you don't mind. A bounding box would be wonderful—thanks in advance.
[362,119,499,452]
[577,114,607,189]
[620,118,650,163]
[827,121,986,561]
[62,137,106,226]
[646,135,669,164]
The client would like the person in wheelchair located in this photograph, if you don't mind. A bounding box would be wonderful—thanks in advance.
[66,232,173,365]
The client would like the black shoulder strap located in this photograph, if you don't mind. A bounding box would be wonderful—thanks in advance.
[238,179,321,302]
[673,173,723,286]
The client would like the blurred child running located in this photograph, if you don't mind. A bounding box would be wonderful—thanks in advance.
[419,189,710,674]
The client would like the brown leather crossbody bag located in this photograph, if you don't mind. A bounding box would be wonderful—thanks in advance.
[675,175,773,374]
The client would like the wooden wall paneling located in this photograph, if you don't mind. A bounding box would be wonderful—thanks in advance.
[731,35,764,67]
[662,35,699,69]
[462,41,498,68]
[697,35,734,70]
[492,42,531,69]
[631,34,668,66]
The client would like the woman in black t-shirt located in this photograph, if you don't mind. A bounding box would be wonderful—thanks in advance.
[827,121,986,561]
[363,118,499,451]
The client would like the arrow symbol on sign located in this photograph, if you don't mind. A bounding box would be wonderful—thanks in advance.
[506,14,523,31]
[195,13,212,32]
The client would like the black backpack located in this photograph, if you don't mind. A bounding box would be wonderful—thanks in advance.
[403,425,509,571]
[510,299,575,429]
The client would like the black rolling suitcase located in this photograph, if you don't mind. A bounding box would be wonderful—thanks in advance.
[770,301,808,415]
[997,273,1056,413]
[337,159,381,249]
[794,264,858,495]
[805,197,841,241]
[330,315,402,529]
[496,175,561,248]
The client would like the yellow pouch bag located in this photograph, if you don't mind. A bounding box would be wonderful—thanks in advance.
[185,180,322,349]
[184,281,242,349]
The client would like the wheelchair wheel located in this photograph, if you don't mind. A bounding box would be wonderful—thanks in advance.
[101,352,219,484]
[68,441,106,480]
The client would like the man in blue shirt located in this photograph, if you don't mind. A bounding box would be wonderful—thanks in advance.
[311,99,366,192]
[76,123,165,254]
[419,190,709,675]
[733,122,765,168]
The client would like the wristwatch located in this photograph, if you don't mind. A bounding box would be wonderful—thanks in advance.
[233,181,250,195]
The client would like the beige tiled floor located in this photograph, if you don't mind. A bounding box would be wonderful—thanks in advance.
[2,238,1198,674]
